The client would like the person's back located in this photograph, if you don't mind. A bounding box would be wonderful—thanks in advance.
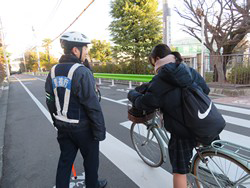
[128,44,210,188]
[45,31,107,188]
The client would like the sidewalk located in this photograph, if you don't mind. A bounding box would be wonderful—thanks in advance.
[211,94,250,109]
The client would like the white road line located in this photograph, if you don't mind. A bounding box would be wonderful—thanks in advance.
[101,96,128,106]
[117,98,129,102]
[116,89,130,93]
[14,76,54,127]
[220,130,250,149]
[222,115,250,129]
[215,103,250,116]
[16,75,173,188]
[120,121,158,143]
[34,76,250,116]
[99,86,111,89]
[120,120,250,149]
[35,77,46,82]
[101,133,172,188]
[102,96,249,130]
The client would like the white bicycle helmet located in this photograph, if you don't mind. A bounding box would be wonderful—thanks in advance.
[60,31,91,49]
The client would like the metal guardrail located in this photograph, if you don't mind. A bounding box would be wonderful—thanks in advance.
[25,72,154,82]
[93,73,153,82]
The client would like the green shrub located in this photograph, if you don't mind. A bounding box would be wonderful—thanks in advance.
[92,63,154,75]
[205,72,213,83]
[227,65,250,84]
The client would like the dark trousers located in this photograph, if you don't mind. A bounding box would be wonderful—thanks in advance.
[56,129,99,188]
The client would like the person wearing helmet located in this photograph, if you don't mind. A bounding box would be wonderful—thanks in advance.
[45,31,107,188]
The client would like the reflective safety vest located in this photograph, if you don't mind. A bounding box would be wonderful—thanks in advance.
[51,63,83,123]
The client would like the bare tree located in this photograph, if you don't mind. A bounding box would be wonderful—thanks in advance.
[175,0,250,83]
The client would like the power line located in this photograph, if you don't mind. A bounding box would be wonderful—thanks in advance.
[51,0,95,43]
[44,0,63,26]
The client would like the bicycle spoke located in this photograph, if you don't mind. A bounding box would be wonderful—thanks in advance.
[131,123,163,167]
[193,152,250,188]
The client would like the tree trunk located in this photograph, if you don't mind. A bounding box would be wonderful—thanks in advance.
[210,52,225,83]
[215,60,225,83]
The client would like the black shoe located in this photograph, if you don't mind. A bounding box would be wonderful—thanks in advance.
[98,179,107,188]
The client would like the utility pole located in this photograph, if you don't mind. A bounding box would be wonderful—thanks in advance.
[22,52,27,72]
[163,0,171,46]
[32,26,41,72]
[201,15,205,77]
[0,17,10,80]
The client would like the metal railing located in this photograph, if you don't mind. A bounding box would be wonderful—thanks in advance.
[182,54,250,86]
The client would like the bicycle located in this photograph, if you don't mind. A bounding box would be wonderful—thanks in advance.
[95,84,101,102]
[128,109,250,187]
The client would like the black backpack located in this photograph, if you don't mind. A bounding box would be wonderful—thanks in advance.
[181,84,226,145]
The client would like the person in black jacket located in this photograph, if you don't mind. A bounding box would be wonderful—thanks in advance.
[45,31,107,188]
[83,58,92,71]
[128,44,210,188]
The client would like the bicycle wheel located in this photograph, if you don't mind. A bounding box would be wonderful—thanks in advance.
[96,89,101,102]
[193,151,250,188]
[130,122,164,167]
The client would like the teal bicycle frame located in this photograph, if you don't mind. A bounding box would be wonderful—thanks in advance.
[143,111,250,188]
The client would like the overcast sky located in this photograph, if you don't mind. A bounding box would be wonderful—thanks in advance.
[0,0,187,59]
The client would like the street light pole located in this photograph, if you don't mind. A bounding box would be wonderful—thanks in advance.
[163,0,171,46]
[23,53,27,72]
[0,17,10,80]
[201,15,205,77]
[32,26,41,72]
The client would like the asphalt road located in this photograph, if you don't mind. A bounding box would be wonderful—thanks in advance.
[1,74,249,188]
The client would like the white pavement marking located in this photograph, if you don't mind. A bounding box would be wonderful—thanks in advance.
[35,77,46,82]
[16,75,173,188]
[222,115,250,129]
[215,103,250,116]
[99,86,111,89]
[14,76,54,127]
[120,121,170,147]
[120,120,250,149]
[101,96,128,106]
[34,76,249,115]
[220,130,250,149]
[100,133,172,188]
[120,121,158,143]
[34,77,250,129]
[116,89,130,93]
[117,98,129,103]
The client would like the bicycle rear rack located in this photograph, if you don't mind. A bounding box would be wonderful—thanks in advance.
[211,140,250,164]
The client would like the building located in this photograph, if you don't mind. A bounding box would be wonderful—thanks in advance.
[172,37,211,71]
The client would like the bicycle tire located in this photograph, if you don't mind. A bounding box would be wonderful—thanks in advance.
[97,89,101,102]
[130,122,164,167]
[193,151,250,188]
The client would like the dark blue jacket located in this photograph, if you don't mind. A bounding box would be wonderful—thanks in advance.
[45,55,106,141]
[128,62,210,138]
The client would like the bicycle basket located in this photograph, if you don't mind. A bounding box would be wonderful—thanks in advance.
[128,105,155,123]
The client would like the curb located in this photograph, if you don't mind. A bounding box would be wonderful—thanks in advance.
[210,87,250,97]
[0,80,9,183]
